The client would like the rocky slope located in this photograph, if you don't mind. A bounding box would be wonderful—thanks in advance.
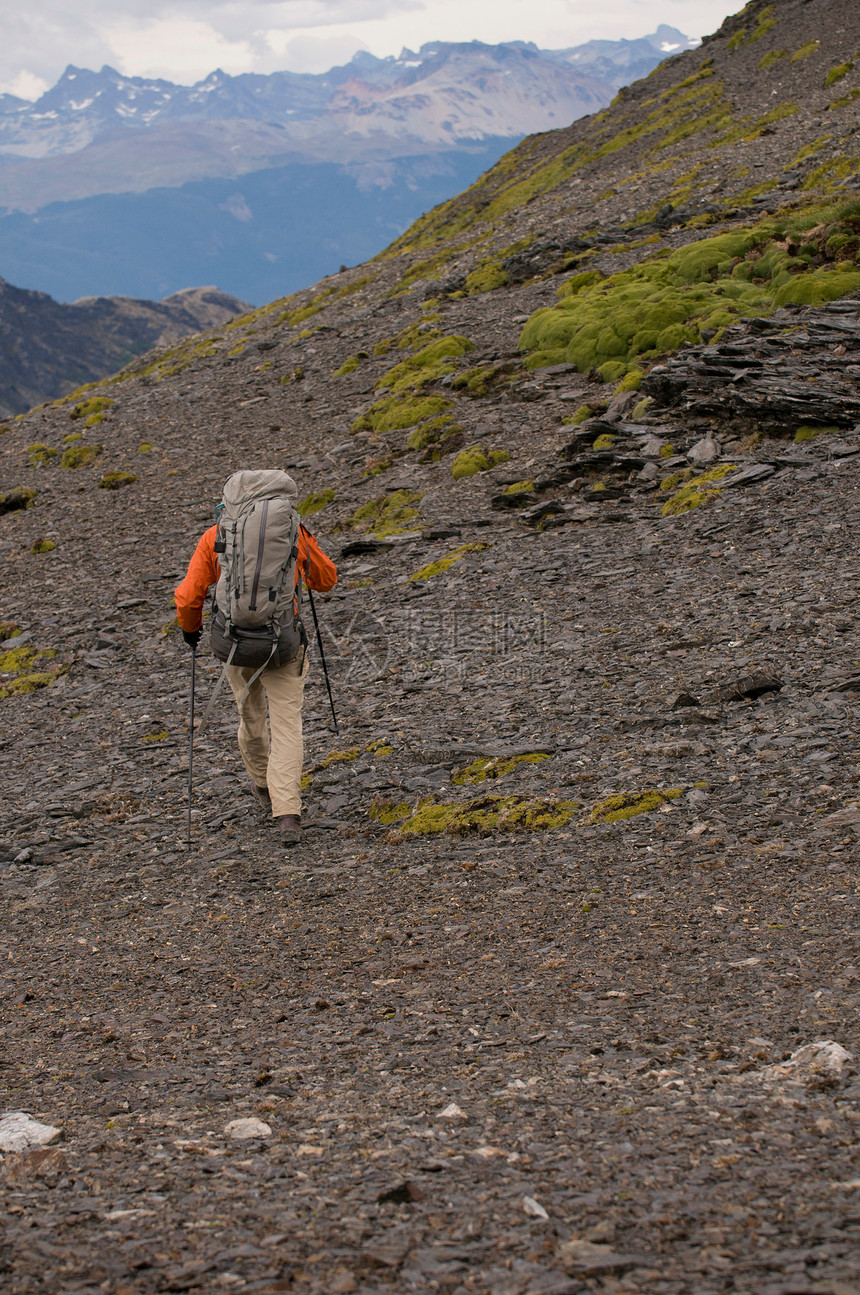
[1,1,860,1291]
[0,283,250,417]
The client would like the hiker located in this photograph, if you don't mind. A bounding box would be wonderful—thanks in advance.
[175,470,337,845]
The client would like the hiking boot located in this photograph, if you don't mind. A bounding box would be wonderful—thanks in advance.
[275,814,303,845]
[250,782,271,810]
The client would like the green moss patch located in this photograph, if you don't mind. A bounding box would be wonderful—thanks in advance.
[70,396,113,421]
[369,801,412,825]
[0,622,20,640]
[563,403,601,425]
[352,394,454,435]
[713,100,798,146]
[519,200,860,377]
[452,446,510,479]
[660,464,737,517]
[503,479,535,495]
[0,487,38,515]
[464,262,510,294]
[392,794,578,837]
[409,542,490,582]
[407,418,465,461]
[138,442,153,453]
[616,367,643,392]
[349,489,423,537]
[61,443,101,470]
[791,39,819,61]
[592,433,617,450]
[0,642,66,700]
[452,753,551,785]
[589,788,682,823]
[377,335,475,395]
[825,61,854,88]
[802,157,860,192]
[306,743,391,781]
[298,488,335,516]
[450,364,514,397]
[321,747,361,767]
[0,666,67,700]
[334,353,366,377]
[28,443,57,466]
[829,87,860,112]
[727,5,776,50]
[98,472,137,490]
[0,644,39,671]
[795,424,839,442]
[558,270,603,300]
[30,538,55,554]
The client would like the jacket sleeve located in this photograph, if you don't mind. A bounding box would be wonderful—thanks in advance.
[174,525,220,632]
[298,525,338,593]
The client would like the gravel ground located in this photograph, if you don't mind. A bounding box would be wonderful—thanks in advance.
[1,321,859,1292]
[2,5,860,1277]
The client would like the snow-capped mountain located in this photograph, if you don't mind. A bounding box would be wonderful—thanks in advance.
[0,32,696,190]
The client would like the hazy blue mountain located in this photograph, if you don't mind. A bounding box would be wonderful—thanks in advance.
[0,144,515,304]
[0,30,694,303]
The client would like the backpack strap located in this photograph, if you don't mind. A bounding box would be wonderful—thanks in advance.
[196,639,238,736]
[270,511,301,616]
[232,636,280,714]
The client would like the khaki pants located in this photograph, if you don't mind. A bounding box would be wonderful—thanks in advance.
[226,653,309,817]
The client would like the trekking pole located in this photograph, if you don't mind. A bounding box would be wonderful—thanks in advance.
[306,586,339,732]
[186,645,197,847]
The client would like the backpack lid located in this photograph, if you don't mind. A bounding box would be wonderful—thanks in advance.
[222,469,298,508]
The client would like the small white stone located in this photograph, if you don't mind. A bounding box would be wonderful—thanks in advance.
[223,1117,272,1139]
[773,1040,852,1079]
[523,1195,549,1220]
[0,1112,61,1153]
[438,1102,465,1119]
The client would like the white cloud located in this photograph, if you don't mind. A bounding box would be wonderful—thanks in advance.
[0,1,748,94]
[103,18,257,80]
[0,70,50,100]
[264,30,371,74]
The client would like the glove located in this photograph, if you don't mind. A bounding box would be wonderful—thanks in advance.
[182,627,202,650]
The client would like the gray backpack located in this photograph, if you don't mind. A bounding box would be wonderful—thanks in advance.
[209,469,307,670]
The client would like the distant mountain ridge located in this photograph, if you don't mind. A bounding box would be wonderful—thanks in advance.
[0,30,695,209]
[0,283,249,417]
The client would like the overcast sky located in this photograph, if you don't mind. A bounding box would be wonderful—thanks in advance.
[3,0,747,100]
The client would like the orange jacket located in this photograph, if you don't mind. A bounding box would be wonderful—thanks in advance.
[174,522,337,633]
